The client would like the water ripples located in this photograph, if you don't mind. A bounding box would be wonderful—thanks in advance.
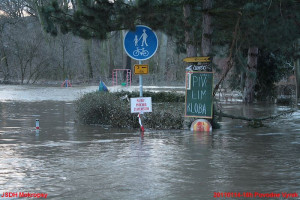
[0,101,300,199]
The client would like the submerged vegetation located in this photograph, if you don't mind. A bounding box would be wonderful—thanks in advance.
[78,90,293,129]
[75,91,187,129]
[76,92,139,128]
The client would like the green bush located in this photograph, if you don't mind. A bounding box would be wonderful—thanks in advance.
[75,92,139,128]
[75,91,186,129]
[144,103,185,129]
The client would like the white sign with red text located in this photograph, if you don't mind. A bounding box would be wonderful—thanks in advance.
[130,97,152,113]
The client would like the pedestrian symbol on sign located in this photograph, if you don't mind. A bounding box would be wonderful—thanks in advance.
[139,29,148,46]
[134,35,139,46]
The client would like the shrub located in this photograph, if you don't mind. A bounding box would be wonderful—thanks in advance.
[75,92,139,128]
[144,103,185,129]
[114,91,185,103]
[75,91,186,129]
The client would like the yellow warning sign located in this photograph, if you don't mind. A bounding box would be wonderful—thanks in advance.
[134,64,149,75]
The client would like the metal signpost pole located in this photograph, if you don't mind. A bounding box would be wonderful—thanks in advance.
[138,60,143,131]
[139,60,143,97]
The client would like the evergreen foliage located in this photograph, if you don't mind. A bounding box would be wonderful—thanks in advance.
[255,49,294,101]
[229,49,294,100]
[37,0,300,58]
[75,91,186,129]
[38,0,204,53]
[75,92,134,126]
[40,0,135,39]
[213,0,300,51]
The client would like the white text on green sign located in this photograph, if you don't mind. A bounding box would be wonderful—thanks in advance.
[185,72,213,118]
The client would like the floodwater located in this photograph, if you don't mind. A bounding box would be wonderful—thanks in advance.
[0,87,300,199]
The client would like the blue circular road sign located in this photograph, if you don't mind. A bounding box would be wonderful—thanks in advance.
[123,25,158,61]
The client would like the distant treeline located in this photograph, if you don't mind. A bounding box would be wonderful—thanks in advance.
[0,16,186,85]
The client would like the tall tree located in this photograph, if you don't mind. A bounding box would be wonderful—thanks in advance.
[241,1,299,103]
[0,17,11,83]
[0,0,28,83]
[201,0,213,57]
[183,3,196,57]
[84,39,93,79]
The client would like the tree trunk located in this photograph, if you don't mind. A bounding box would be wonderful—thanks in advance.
[121,30,126,68]
[183,4,197,57]
[124,55,131,82]
[84,39,93,79]
[71,0,77,10]
[0,48,10,83]
[159,32,168,76]
[295,39,300,104]
[62,44,66,79]
[201,0,213,57]
[33,2,44,29]
[108,34,115,79]
[20,62,25,84]
[243,47,259,103]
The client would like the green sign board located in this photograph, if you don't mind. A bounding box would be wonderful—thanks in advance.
[185,72,213,118]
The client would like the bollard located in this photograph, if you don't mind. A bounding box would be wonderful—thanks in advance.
[36,119,40,130]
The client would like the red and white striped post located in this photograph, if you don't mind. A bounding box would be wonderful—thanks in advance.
[138,113,145,132]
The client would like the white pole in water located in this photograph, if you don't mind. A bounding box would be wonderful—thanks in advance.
[138,60,145,131]
[36,119,40,130]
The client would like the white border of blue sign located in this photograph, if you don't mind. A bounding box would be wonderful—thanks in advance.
[123,25,158,61]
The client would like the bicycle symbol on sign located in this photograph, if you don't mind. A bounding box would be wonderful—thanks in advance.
[133,47,149,57]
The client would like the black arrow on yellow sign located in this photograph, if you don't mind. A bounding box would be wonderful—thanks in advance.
[134,64,149,75]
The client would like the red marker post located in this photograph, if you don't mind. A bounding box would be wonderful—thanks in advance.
[138,113,145,132]
[36,119,40,130]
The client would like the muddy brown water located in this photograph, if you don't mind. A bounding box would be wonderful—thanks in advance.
[0,100,300,199]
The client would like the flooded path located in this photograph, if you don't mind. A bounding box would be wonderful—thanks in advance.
[0,86,300,199]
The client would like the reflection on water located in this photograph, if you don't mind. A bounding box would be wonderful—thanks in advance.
[0,101,299,199]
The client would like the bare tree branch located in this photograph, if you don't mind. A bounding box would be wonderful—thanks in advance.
[216,108,295,122]
[213,11,242,97]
